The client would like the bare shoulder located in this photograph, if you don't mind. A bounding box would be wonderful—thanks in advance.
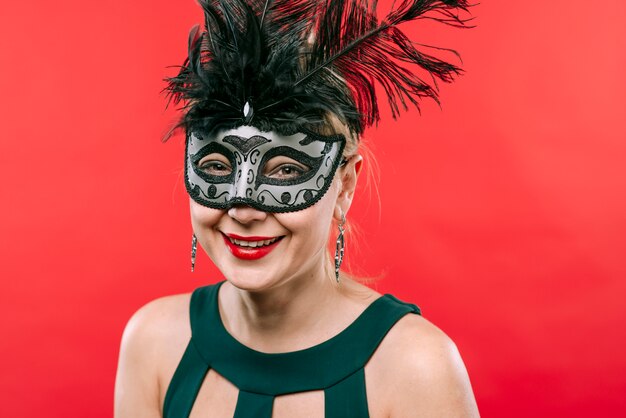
[119,293,192,369]
[123,294,192,344]
[114,293,192,418]
[368,314,480,418]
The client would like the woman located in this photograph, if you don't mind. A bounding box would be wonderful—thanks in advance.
[115,0,479,416]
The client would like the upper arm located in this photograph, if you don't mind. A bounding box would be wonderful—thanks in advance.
[114,295,191,418]
[384,316,480,418]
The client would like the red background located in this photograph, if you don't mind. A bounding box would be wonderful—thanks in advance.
[1,1,625,416]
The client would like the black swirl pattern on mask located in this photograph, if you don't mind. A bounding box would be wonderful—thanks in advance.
[256,187,320,208]
[316,174,326,189]
[190,184,230,202]
[249,149,261,165]
[246,169,254,185]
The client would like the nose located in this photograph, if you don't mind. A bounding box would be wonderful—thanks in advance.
[227,205,268,224]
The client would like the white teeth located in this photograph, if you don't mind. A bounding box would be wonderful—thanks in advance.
[229,237,279,247]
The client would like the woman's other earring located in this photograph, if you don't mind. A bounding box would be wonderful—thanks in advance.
[191,234,197,272]
[334,211,346,282]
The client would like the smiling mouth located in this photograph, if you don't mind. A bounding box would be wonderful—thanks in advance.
[227,236,282,248]
[221,233,285,260]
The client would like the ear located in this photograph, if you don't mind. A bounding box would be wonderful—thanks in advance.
[334,155,363,221]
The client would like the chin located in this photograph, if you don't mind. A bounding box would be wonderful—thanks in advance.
[222,268,285,293]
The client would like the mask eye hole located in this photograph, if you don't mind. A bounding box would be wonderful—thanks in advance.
[263,156,310,180]
[197,153,232,176]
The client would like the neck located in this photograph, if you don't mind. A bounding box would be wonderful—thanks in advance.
[220,258,341,352]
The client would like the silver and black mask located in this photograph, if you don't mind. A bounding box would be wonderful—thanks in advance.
[185,126,346,213]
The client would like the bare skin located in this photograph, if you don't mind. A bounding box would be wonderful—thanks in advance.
[114,158,480,417]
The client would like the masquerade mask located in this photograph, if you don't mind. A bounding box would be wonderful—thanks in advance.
[185,126,346,213]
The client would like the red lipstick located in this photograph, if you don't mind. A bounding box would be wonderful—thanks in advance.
[222,233,283,260]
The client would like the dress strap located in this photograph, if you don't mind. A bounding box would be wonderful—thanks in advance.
[162,339,210,418]
[233,391,274,418]
[325,368,369,418]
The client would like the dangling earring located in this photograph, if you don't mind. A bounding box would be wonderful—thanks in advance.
[191,234,197,272]
[334,210,346,282]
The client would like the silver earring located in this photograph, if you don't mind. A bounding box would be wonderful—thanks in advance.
[334,211,346,282]
[191,234,197,272]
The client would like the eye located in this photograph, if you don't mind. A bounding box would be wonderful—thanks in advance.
[264,156,309,180]
[197,153,232,176]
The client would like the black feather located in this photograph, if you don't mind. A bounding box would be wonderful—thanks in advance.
[164,0,470,139]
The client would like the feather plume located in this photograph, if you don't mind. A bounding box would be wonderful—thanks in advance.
[164,0,470,139]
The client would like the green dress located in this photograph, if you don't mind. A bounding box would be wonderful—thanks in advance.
[163,282,420,418]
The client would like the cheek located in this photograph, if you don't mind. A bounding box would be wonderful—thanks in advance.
[277,195,336,245]
[189,199,223,231]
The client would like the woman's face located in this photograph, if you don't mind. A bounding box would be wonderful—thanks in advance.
[187,124,360,291]
[190,176,340,291]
